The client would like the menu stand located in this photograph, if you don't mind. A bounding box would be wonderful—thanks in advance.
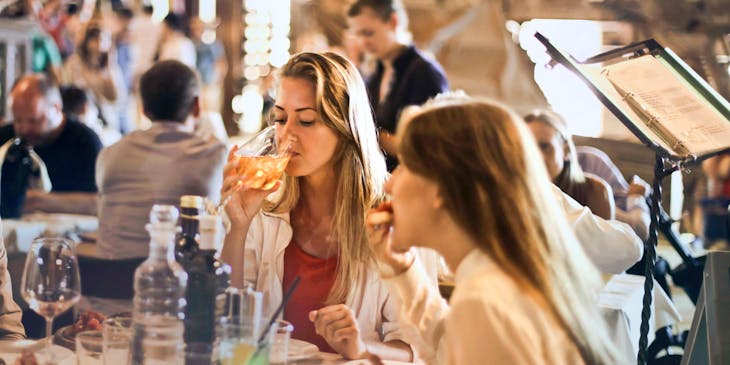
[534,32,730,365]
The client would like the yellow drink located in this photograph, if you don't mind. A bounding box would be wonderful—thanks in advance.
[235,155,291,190]
[221,341,256,365]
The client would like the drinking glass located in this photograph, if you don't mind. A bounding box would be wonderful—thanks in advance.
[269,320,293,364]
[217,125,294,213]
[218,319,273,365]
[21,237,81,364]
[102,316,133,365]
[76,331,104,365]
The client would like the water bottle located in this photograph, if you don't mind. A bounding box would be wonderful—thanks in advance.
[130,205,188,365]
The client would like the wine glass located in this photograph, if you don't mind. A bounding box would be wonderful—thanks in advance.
[216,125,294,214]
[21,237,81,364]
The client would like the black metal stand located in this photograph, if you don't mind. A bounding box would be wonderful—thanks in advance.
[533,32,730,365]
[639,156,679,364]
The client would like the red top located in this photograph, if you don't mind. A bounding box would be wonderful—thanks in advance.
[283,240,339,353]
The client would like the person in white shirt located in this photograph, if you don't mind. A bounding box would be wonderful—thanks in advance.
[556,185,643,274]
[220,52,411,361]
[366,96,624,364]
[156,13,196,68]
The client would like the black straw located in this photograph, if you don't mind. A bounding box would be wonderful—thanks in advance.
[257,275,301,345]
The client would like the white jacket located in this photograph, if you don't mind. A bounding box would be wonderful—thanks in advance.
[242,210,406,345]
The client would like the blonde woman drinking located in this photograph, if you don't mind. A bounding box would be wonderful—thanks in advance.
[220,52,412,361]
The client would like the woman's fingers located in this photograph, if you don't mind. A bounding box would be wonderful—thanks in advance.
[310,304,356,339]
[227,145,239,161]
[333,327,359,342]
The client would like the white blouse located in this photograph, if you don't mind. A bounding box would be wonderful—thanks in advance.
[384,249,585,365]
[242,211,406,345]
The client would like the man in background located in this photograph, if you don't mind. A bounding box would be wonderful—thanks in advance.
[0,74,101,215]
[96,60,226,260]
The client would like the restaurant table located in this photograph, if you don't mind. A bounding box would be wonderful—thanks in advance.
[598,273,682,361]
[2,213,98,253]
[285,351,413,365]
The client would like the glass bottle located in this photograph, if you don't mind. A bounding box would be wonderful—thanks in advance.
[175,195,203,266]
[184,215,231,364]
[130,205,188,365]
[0,138,40,218]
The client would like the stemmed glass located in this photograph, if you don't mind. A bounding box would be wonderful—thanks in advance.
[21,237,81,364]
[216,125,294,214]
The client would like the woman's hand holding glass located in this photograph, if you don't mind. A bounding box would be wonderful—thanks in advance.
[221,146,282,227]
[219,125,294,225]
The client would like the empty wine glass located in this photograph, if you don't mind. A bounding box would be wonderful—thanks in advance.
[216,125,294,214]
[21,237,81,364]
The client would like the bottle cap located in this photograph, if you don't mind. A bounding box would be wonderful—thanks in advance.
[180,195,204,209]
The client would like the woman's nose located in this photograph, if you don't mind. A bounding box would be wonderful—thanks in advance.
[278,120,298,145]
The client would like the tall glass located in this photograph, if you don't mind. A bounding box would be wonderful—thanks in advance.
[21,237,81,364]
[217,126,294,213]
[102,316,133,365]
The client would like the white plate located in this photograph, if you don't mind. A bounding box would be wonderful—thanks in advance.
[0,341,75,365]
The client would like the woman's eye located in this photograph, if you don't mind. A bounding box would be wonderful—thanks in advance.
[300,120,315,126]
[272,119,286,124]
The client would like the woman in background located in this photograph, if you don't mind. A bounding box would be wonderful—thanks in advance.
[367,97,621,364]
[525,110,614,220]
[63,25,125,133]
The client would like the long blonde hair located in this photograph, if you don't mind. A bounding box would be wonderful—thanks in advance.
[398,97,620,364]
[266,52,388,304]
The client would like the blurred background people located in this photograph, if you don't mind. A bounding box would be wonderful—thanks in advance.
[577,146,651,240]
[96,60,225,260]
[525,110,615,220]
[0,74,101,215]
[700,153,730,248]
[190,17,225,111]
[347,0,449,171]
[156,12,195,68]
[130,4,161,86]
[62,25,126,134]
[60,84,121,146]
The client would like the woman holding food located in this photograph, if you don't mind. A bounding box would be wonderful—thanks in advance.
[366,96,622,364]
